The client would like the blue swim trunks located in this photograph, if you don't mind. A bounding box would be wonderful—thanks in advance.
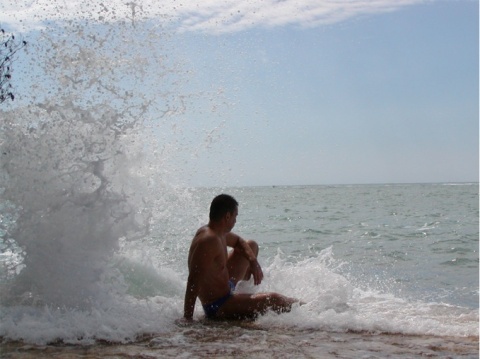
[202,280,235,318]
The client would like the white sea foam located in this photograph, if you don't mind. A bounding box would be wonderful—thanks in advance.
[0,295,181,345]
[1,247,477,345]
[254,250,479,337]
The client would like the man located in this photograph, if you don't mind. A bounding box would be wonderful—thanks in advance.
[183,194,298,320]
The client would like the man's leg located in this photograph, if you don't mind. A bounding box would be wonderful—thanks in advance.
[227,239,259,285]
[216,292,298,319]
[223,239,300,319]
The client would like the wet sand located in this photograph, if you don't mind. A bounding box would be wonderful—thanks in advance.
[2,322,478,359]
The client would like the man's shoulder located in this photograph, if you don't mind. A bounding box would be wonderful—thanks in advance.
[189,227,224,262]
[194,225,212,237]
[193,226,220,245]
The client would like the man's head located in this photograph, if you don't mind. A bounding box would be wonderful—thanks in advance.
[209,194,239,226]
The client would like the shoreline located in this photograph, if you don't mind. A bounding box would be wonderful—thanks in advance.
[2,328,479,359]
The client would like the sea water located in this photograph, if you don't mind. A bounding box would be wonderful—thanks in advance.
[0,184,478,357]
[0,10,478,358]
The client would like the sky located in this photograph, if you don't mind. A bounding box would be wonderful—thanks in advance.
[1,0,479,187]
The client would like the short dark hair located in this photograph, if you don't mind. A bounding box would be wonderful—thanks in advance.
[209,194,238,222]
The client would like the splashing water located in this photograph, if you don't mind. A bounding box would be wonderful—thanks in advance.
[0,16,217,310]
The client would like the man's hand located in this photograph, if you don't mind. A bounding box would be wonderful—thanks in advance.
[249,259,264,285]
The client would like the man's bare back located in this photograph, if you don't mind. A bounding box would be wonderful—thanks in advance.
[187,225,233,305]
[183,194,299,320]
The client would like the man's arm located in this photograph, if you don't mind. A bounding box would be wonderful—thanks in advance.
[183,272,198,320]
[183,238,217,319]
[226,232,264,285]
[225,232,256,261]
[183,241,204,320]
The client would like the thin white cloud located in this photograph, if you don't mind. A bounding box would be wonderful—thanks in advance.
[1,0,430,33]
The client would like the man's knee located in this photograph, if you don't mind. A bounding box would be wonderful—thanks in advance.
[246,239,259,256]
